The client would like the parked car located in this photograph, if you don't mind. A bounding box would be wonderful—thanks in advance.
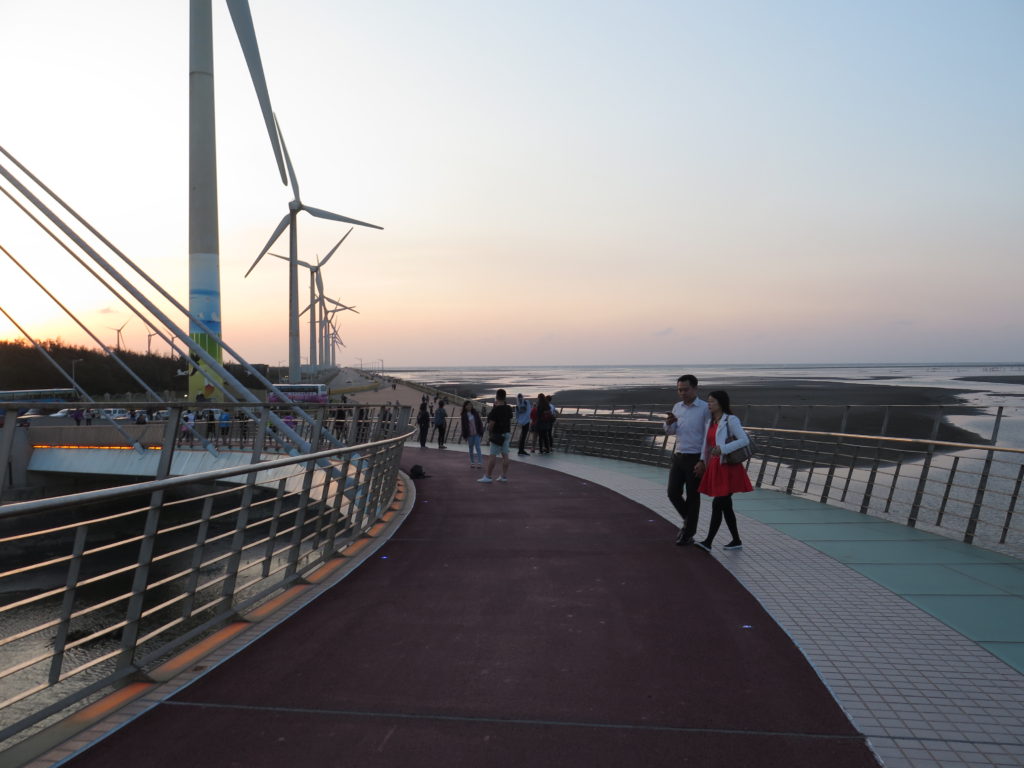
[101,408,131,420]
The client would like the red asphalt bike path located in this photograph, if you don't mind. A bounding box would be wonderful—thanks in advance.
[61,449,879,767]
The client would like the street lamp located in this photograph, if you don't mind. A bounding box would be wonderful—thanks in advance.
[71,358,84,385]
[357,357,363,369]
[378,359,384,374]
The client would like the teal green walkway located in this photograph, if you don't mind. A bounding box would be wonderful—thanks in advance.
[741,493,1024,673]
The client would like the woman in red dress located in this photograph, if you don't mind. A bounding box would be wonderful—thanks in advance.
[695,390,752,552]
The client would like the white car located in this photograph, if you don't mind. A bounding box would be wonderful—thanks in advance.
[101,408,131,420]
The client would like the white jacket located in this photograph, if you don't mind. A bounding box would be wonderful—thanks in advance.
[701,413,750,463]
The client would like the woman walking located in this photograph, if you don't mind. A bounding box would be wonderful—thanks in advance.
[695,390,752,552]
[461,400,484,468]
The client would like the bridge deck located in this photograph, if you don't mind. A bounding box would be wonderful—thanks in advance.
[27,448,1024,768]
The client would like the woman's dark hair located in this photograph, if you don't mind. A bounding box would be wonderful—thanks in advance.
[707,390,733,414]
[462,400,474,412]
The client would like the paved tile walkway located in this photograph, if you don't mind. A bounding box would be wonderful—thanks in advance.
[426,445,1024,768]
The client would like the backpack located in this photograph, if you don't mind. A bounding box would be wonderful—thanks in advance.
[410,465,429,479]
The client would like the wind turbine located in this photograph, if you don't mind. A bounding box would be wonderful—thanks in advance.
[320,298,358,369]
[187,0,287,401]
[326,318,345,367]
[244,116,382,383]
[108,319,130,351]
[271,228,352,369]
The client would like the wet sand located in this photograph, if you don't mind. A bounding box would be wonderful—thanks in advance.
[546,379,986,444]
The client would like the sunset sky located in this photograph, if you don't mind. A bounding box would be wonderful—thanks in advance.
[1,0,1022,368]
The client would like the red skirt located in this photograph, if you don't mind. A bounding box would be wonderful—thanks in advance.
[699,456,753,497]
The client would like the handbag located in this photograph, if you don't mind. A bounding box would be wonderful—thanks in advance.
[722,416,753,465]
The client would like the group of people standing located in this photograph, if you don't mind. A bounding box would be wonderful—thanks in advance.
[515,393,557,455]
[415,392,559,461]
[663,374,752,552]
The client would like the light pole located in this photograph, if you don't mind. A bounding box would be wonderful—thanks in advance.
[377,359,384,374]
[357,357,363,369]
[71,358,84,386]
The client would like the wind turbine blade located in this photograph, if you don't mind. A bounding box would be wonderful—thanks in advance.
[303,205,382,231]
[315,270,325,298]
[274,114,301,202]
[245,214,290,277]
[225,0,287,185]
[299,301,312,317]
[325,298,359,314]
[319,227,353,267]
[271,252,314,270]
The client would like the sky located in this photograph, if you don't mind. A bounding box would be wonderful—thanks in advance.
[1,0,1022,368]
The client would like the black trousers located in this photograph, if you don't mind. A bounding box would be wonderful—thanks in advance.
[436,423,446,446]
[706,495,741,544]
[667,452,702,540]
[517,425,530,453]
[418,423,429,447]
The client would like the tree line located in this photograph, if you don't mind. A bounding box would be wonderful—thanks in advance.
[0,339,271,399]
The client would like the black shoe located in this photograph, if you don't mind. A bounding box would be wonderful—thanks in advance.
[675,534,694,546]
[723,541,743,550]
[674,529,688,545]
[518,451,529,456]
[695,540,712,552]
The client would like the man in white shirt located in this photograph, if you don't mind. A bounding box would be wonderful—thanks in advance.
[663,374,709,545]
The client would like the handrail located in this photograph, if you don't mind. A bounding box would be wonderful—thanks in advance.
[0,420,414,750]
[0,431,411,519]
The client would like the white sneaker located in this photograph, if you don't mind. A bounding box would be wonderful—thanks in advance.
[477,476,492,483]
[497,476,508,482]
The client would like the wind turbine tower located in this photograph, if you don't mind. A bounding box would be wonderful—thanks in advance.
[188,0,286,400]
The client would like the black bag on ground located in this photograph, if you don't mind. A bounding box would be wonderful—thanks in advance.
[410,465,429,479]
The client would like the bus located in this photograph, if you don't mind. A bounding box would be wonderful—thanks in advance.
[0,388,80,407]
[267,383,329,404]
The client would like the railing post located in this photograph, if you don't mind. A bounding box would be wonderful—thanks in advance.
[262,478,290,576]
[964,452,996,545]
[284,456,320,580]
[116,407,182,673]
[49,526,89,684]
[859,406,891,515]
[180,496,216,618]
[840,444,859,503]
[1,406,23,497]
[883,458,904,516]
[820,405,850,503]
[1000,463,1024,545]
[908,407,944,527]
[936,456,959,527]
[220,406,272,604]
[322,453,353,557]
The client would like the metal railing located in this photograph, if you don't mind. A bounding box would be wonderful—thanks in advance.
[512,413,1024,557]
[0,408,413,747]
